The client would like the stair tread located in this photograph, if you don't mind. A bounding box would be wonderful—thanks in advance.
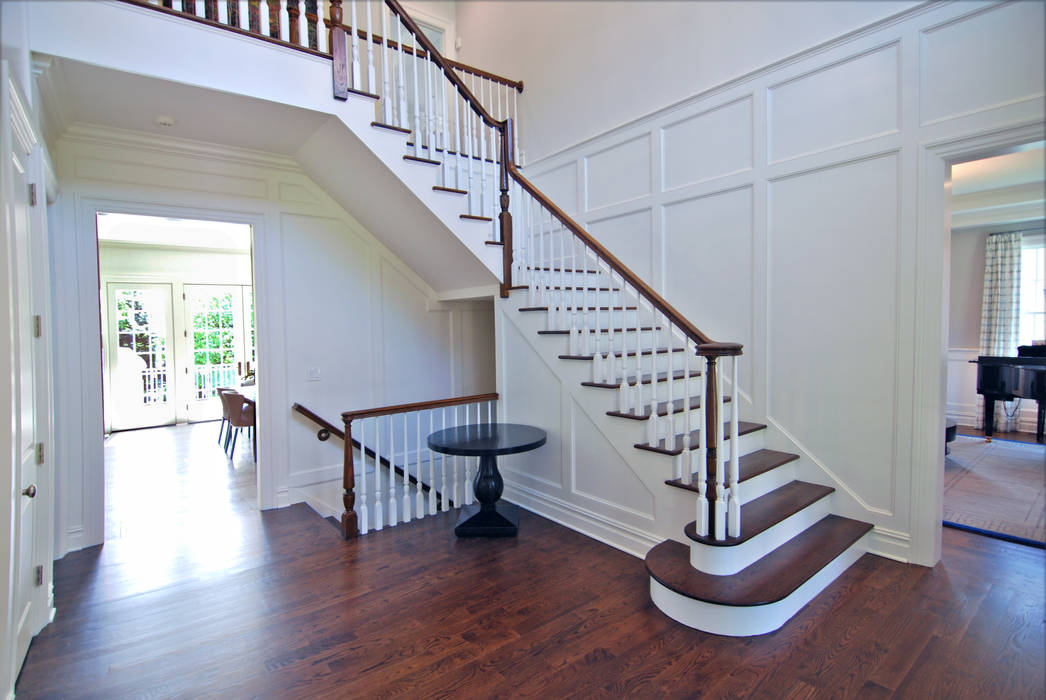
[645,515,872,607]
[347,87,381,101]
[433,185,468,195]
[461,214,493,222]
[608,394,729,420]
[372,121,412,134]
[665,449,800,493]
[403,154,441,165]
[527,266,600,274]
[538,327,659,335]
[560,347,685,360]
[582,369,693,389]
[635,421,766,456]
[684,480,835,547]
[546,286,620,292]
[520,306,638,312]
[485,240,504,246]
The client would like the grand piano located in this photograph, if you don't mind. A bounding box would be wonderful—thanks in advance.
[970,345,1046,443]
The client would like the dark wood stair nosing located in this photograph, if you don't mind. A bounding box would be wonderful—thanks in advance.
[581,369,697,389]
[347,87,381,101]
[403,154,441,166]
[519,306,638,313]
[608,394,729,421]
[461,214,493,222]
[537,326,660,336]
[485,240,504,246]
[559,347,686,361]
[665,449,800,495]
[433,185,468,195]
[683,480,835,548]
[371,121,412,134]
[645,515,873,607]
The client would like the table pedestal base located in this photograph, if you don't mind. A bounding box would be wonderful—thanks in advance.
[454,503,520,537]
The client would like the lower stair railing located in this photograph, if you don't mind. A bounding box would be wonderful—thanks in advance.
[293,392,498,538]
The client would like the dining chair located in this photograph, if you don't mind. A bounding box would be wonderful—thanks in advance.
[216,387,233,446]
[221,391,256,461]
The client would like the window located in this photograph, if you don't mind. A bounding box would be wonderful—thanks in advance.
[1019,231,1045,346]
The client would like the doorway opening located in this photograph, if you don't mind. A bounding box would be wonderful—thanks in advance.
[944,142,1045,548]
[97,212,258,542]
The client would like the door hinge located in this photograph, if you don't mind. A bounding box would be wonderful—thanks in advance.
[36,442,44,465]
[33,315,42,338]
[28,183,37,207]
[184,330,188,338]
[34,565,43,587]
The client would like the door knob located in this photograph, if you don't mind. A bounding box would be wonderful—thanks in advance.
[22,484,36,498]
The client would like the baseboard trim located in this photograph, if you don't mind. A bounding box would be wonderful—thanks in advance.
[503,482,662,560]
[866,526,911,562]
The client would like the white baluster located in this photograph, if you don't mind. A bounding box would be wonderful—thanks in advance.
[479,105,488,218]
[365,0,375,94]
[358,418,369,534]
[466,106,475,215]
[452,407,462,507]
[374,414,383,530]
[401,411,411,522]
[665,315,674,423]
[714,359,726,540]
[649,321,658,421]
[316,0,328,52]
[396,15,407,129]
[424,51,435,162]
[349,0,361,88]
[217,1,229,25]
[258,0,269,36]
[380,2,390,122]
[440,407,449,512]
[728,355,741,538]
[280,0,290,42]
[411,29,421,155]
[632,287,643,415]
[464,404,474,506]
[452,82,462,191]
[438,62,449,186]
[195,0,205,17]
[415,410,424,518]
[512,86,519,164]
[387,415,398,525]
[683,338,693,485]
[427,410,436,515]
[297,0,308,47]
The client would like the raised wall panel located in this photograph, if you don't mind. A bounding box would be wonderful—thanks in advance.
[587,208,654,282]
[532,161,579,214]
[769,43,899,162]
[663,187,753,383]
[921,2,1045,124]
[74,156,268,198]
[585,135,651,211]
[500,317,563,489]
[768,154,899,512]
[571,399,655,521]
[662,97,753,190]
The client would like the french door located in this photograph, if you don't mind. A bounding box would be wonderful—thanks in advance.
[184,284,255,422]
[106,283,177,430]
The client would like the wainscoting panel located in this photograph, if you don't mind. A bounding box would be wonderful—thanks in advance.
[585,134,652,211]
[767,43,900,163]
[531,161,579,216]
[920,1,1045,125]
[587,208,655,283]
[661,96,753,191]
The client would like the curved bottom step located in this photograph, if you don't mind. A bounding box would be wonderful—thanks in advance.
[646,515,872,636]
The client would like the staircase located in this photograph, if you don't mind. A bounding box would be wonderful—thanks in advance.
[117,0,876,637]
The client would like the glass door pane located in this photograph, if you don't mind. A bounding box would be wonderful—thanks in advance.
[185,284,255,421]
[106,283,177,430]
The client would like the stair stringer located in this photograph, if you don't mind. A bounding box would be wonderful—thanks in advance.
[494,292,765,559]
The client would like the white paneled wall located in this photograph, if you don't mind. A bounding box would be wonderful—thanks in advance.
[49,125,495,557]
[504,0,1045,563]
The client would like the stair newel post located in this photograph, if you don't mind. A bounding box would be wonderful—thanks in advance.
[499,119,514,298]
[702,350,724,539]
[695,344,709,536]
[340,415,359,539]
[329,0,348,99]
[728,355,741,537]
[348,0,361,89]
[358,417,368,534]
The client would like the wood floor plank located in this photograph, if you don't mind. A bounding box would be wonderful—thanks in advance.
[13,423,1046,699]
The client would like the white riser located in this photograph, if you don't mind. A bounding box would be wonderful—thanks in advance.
[689,496,831,575]
[738,461,796,504]
[658,430,765,465]
[650,532,869,637]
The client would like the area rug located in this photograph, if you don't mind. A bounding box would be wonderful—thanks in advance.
[944,435,1045,544]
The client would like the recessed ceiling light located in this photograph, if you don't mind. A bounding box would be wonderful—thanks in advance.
[155,115,175,127]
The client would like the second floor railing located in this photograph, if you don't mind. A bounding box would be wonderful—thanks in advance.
[294,392,498,538]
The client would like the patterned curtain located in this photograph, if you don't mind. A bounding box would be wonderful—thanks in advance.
[977,231,1023,432]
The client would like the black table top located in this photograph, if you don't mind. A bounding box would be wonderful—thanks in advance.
[427,423,547,457]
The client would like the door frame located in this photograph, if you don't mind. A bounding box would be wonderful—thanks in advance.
[57,196,277,558]
[910,120,1045,566]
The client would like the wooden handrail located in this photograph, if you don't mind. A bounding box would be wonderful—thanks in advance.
[341,392,499,421]
[505,164,716,348]
[292,403,345,440]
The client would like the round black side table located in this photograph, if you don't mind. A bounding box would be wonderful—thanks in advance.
[427,423,546,537]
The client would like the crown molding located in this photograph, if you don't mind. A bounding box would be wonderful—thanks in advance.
[59,122,305,174]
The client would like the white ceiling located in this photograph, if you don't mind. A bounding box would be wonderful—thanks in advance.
[952,145,1045,196]
[49,58,329,154]
[97,212,252,251]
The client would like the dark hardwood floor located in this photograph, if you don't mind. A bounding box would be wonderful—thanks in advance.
[15,425,1045,699]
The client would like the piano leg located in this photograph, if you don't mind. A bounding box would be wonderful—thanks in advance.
[983,397,996,442]
[1036,400,1044,444]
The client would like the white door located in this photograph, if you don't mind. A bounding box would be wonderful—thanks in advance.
[3,66,44,676]
[106,283,177,430]
[184,284,255,422]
